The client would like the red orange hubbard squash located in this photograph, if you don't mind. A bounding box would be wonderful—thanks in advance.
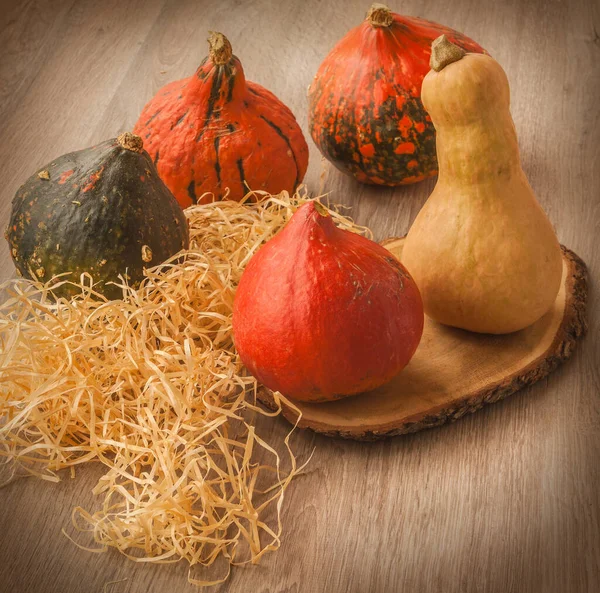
[134,32,309,207]
[233,201,424,402]
[308,3,485,186]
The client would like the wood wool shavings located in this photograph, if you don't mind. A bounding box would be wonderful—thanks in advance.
[0,188,370,585]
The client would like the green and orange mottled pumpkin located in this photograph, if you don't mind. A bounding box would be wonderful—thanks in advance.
[308,3,485,186]
[5,133,189,299]
[134,32,309,208]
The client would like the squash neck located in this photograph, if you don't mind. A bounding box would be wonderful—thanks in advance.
[436,118,521,184]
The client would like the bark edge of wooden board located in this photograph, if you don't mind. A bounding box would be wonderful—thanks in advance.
[256,237,588,441]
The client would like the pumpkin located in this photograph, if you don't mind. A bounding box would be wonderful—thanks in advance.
[232,201,424,402]
[401,36,562,334]
[5,132,189,299]
[133,32,309,208]
[307,3,485,186]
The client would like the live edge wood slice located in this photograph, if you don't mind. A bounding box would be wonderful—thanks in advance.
[257,237,588,441]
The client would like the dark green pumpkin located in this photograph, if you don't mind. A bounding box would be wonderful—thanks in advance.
[5,132,189,299]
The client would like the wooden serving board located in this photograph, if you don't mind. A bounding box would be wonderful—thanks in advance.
[257,237,588,440]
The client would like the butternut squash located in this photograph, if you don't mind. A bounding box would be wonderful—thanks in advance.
[402,36,562,334]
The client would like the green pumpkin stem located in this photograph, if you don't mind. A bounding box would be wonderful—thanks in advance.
[367,3,393,27]
[208,31,233,65]
[430,35,466,71]
[117,132,143,152]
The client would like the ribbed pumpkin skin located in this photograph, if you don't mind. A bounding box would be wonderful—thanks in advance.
[133,35,309,208]
[5,135,189,299]
[308,11,485,186]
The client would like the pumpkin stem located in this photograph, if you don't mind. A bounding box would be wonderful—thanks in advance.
[208,31,233,65]
[430,35,466,71]
[367,3,393,27]
[117,132,144,153]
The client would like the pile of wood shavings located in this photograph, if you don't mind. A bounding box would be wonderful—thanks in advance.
[0,188,370,585]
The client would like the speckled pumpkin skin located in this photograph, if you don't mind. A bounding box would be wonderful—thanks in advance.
[308,12,485,186]
[5,136,189,299]
[133,37,309,208]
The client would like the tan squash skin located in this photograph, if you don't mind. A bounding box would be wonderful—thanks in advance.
[402,38,562,334]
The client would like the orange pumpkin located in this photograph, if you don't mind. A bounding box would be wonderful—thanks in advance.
[308,3,485,186]
[134,32,309,207]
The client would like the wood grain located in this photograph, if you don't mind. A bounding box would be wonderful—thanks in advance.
[0,1,598,592]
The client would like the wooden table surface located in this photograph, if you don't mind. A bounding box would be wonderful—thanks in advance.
[0,1,598,592]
